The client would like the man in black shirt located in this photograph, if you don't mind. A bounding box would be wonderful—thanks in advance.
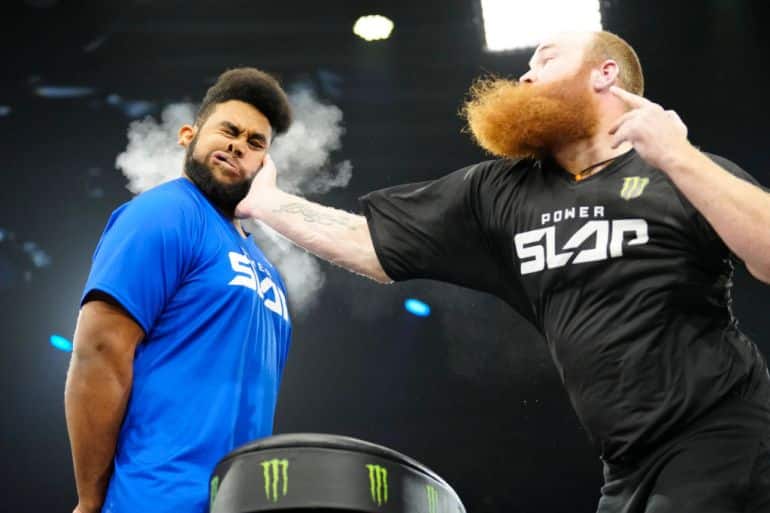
[236,31,770,511]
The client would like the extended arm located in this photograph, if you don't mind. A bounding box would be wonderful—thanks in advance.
[236,156,392,283]
[65,294,144,513]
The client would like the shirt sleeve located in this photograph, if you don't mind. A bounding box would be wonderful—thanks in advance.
[81,192,199,334]
[359,160,513,296]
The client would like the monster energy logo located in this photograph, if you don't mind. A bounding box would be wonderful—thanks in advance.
[261,459,289,502]
[426,484,439,513]
[209,476,219,511]
[366,464,388,506]
[620,176,650,200]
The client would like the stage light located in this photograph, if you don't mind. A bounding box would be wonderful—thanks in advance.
[50,334,73,352]
[404,298,431,317]
[353,15,394,42]
[480,0,602,52]
[34,86,96,98]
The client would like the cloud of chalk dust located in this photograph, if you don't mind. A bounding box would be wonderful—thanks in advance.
[114,87,353,315]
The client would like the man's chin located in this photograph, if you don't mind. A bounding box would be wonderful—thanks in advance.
[209,166,243,184]
[186,163,251,215]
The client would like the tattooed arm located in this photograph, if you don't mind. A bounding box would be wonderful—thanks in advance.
[236,156,392,283]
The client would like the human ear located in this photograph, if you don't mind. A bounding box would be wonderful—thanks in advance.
[593,60,620,92]
[178,124,196,147]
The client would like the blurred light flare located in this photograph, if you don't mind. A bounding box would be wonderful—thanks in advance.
[35,86,96,98]
[353,15,394,42]
[50,334,73,352]
[480,0,603,51]
[405,298,431,317]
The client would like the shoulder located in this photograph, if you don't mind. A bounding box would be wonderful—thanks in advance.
[458,157,534,191]
[103,179,206,242]
[115,179,205,225]
[131,178,205,215]
[701,151,761,186]
[459,158,529,178]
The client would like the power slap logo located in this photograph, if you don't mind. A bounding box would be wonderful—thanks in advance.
[228,250,290,321]
[513,205,648,275]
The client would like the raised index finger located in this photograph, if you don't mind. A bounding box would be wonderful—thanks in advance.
[609,86,650,109]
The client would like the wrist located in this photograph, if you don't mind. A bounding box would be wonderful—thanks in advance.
[659,140,700,175]
[76,498,103,513]
[237,185,283,220]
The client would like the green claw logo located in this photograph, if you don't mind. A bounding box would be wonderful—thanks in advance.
[261,458,289,502]
[620,176,650,200]
[366,464,388,506]
[426,484,439,513]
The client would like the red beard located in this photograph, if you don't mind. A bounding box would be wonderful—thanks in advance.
[461,66,599,159]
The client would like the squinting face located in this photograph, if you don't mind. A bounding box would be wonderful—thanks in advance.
[181,100,272,215]
[519,32,593,85]
[189,99,272,183]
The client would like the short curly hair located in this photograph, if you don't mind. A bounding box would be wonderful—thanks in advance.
[196,67,292,136]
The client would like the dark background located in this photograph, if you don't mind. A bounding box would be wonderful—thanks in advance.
[2,0,769,511]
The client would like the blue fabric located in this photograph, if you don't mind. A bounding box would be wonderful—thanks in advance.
[82,178,291,513]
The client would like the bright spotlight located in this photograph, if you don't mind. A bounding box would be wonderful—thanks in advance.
[353,15,394,42]
[480,0,603,52]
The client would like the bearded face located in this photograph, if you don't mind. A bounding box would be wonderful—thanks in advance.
[461,64,600,160]
[184,134,256,217]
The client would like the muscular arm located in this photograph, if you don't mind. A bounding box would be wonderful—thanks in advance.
[237,157,392,283]
[663,145,770,284]
[608,87,770,284]
[65,293,144,512]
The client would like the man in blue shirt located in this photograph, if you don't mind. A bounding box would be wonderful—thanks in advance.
[65,68,293,513]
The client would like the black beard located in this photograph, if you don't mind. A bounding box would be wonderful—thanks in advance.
[184,140,253,217]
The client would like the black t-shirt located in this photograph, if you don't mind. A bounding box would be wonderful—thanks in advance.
[360,150,770,463]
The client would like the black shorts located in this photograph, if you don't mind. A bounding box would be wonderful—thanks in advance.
[596,397,770,513]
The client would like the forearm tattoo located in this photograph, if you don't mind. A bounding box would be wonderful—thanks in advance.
[273,202,357,230]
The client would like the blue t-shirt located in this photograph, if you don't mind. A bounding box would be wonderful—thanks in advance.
[81,178,292,513]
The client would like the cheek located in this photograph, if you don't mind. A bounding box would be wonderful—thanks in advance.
[191,138,214,160]
[541,66,567,83]
[245,150,266,171]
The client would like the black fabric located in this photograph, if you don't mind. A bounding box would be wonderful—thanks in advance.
[360,150,770,465]
[596,395,770,513]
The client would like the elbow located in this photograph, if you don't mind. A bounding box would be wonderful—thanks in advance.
[747,262,770,285]
[365,254,394,284]
[340,242,393,284]
[370,269,394,285]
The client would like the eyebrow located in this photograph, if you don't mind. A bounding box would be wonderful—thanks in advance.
[219,120,268,144]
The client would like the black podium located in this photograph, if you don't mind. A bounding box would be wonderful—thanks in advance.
[209,433,466,513]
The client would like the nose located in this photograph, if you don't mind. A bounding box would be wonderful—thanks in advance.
[227,139,244,158]
[519,69,535,84]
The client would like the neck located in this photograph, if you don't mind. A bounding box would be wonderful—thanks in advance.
[551,111,633,178]
[182,171,246,234]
